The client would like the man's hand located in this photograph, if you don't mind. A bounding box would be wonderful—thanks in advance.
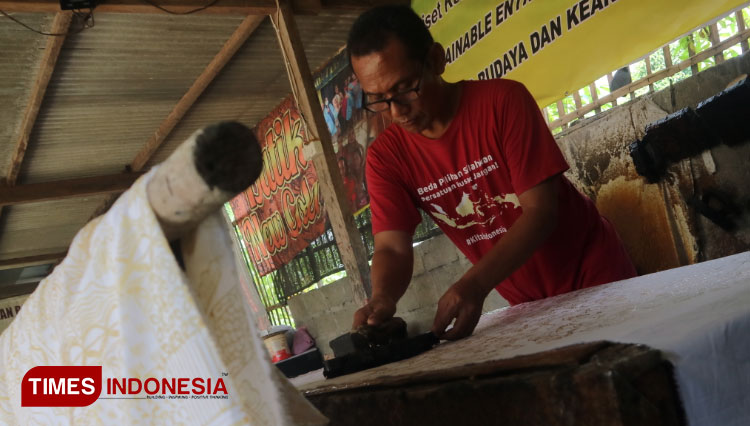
[431,278,491,340]
[431,176,561,340]
[352,230,413,330]
[352,294,397,329]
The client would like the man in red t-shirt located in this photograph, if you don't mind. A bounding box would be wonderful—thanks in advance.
[347,6,636,340]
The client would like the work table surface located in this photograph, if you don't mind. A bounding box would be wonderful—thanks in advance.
[293,251,750,426]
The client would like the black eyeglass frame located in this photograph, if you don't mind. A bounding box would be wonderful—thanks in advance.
[361,62,427,113]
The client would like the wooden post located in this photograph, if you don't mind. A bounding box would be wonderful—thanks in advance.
[687,34,700,75]
[736,11,749,53]
[708,23,725,64]
[1,12,71,215]
[271,0,371,305]
[606,73,618,106]
[588,83,601,114]
[6,11,72,185]
[645,55,655,93]
[662,46,673,69]
[572,90,583,120]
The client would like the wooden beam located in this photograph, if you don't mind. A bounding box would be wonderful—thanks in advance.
[736,11,749,53]
[0,0,322,15]
[0,12,71,236]
[0,282,39,299]
[320,0,408,10]
[588,82,601,114]
[0,0,406,15]
[708,23,725,64]
[554,100,566,129]
[644,55,655,93]
[606,72,618,106]
[687,34,700,75]
[662,46,673,68]
[88,14,264,220]
[6,11,72,186]
[0,173,143,207]
[572,90,583,119]
[272,0,371,304]
[131,14,265,171]
[0,252,66,270]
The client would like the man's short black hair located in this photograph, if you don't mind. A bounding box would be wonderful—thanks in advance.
[347,5,433,63]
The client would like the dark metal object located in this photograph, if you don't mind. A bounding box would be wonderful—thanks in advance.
[328,331,371,358]
[329,317,407,358]
[642,108,718,163]
[309,341,685,426]
[696,76,750,146]
[323,332,439,379]
[275,348,324,378]
[630,77,750,183]
[629,139,667,184]
[59,0,97,10]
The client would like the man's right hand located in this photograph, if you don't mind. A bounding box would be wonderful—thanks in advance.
[352,295,397,329]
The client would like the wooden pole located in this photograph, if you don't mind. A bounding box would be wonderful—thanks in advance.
[6,12,72,185]
[708,23,725,64]
[645,55,655,93]
[588,83,601,114]
[271,0,371,304]
[736,11,749,53]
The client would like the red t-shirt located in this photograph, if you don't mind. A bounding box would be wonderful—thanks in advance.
[366,79,636,305]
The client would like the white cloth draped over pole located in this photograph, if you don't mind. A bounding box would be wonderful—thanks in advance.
[0,125,327,425]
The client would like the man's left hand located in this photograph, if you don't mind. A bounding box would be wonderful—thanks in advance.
[431,278,490,340]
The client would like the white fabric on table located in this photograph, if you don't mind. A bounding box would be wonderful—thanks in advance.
[301,251,750,426]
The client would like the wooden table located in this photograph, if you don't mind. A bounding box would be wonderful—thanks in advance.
[294,252,750,426]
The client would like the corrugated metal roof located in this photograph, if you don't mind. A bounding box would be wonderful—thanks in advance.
[19,13,247,184]
[148,11,358,166]
[0,8,358,268]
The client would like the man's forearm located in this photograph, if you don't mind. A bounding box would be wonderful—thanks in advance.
[461,206,557,295]
[370,247,413,303]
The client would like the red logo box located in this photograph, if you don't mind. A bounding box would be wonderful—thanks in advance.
[22,366,102,407]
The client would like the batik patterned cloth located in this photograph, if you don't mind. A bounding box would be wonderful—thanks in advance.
[0,169,326,425]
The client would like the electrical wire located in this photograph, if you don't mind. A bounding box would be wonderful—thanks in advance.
[0,9,95,36]
[140,0,220,15]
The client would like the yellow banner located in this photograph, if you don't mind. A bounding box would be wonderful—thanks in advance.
[411,0,748,107]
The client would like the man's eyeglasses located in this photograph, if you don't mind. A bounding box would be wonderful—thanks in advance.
[362,68,424,113]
